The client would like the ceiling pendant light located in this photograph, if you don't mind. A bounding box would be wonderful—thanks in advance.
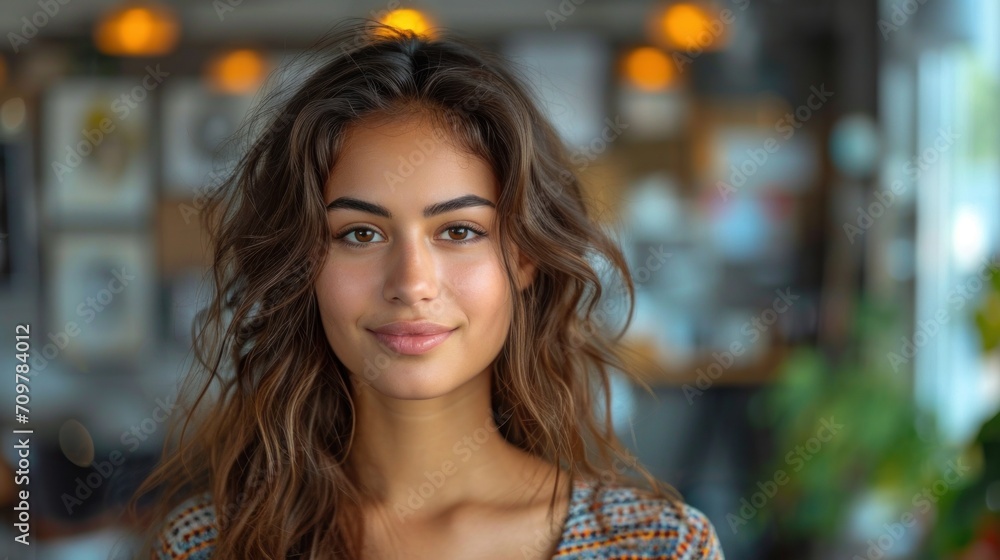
[94,1,179,57]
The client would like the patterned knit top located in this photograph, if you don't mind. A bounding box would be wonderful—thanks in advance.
[153,476,725,559]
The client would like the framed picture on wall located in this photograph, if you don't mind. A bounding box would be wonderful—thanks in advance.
[161,79,255,196]
[42,79,153,226]
[46,232,154,360]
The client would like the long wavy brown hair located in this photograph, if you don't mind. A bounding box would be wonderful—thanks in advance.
[127,19,683,559]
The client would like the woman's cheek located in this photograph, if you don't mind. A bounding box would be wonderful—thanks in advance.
[317,262,370,325]
[452,259,511,318]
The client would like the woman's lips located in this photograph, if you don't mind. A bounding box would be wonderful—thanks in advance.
[369,329,455,355]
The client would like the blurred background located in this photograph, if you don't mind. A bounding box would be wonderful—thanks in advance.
[0,0,998,558]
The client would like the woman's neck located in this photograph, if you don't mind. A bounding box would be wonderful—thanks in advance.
[348,369,547,521]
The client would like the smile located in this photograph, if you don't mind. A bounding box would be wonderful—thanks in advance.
[368,328,456,355]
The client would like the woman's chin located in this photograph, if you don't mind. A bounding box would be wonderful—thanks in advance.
[351,364,487,402]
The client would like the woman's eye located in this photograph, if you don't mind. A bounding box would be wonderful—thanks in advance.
[337,228,385,245]
[439,226,486,242]
[335,224,487,247]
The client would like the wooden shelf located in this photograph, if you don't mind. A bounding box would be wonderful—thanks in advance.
[620,337,792,387]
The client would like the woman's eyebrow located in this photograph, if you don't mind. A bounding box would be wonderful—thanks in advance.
[325,194,496,218]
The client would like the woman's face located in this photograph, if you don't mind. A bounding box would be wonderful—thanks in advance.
[315,113,535,400]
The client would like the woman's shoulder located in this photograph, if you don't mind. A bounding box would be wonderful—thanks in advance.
[153,492,219,560]
[553,476,725,559]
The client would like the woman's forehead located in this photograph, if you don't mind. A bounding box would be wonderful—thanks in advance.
[324,114,499,207]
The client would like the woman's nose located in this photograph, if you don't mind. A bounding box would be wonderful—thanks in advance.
[382,234,440,306]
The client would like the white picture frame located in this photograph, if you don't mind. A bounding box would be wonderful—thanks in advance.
[42,79,154,226]
[47,232,154,360]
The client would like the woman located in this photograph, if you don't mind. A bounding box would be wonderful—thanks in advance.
[129,19,725,559]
